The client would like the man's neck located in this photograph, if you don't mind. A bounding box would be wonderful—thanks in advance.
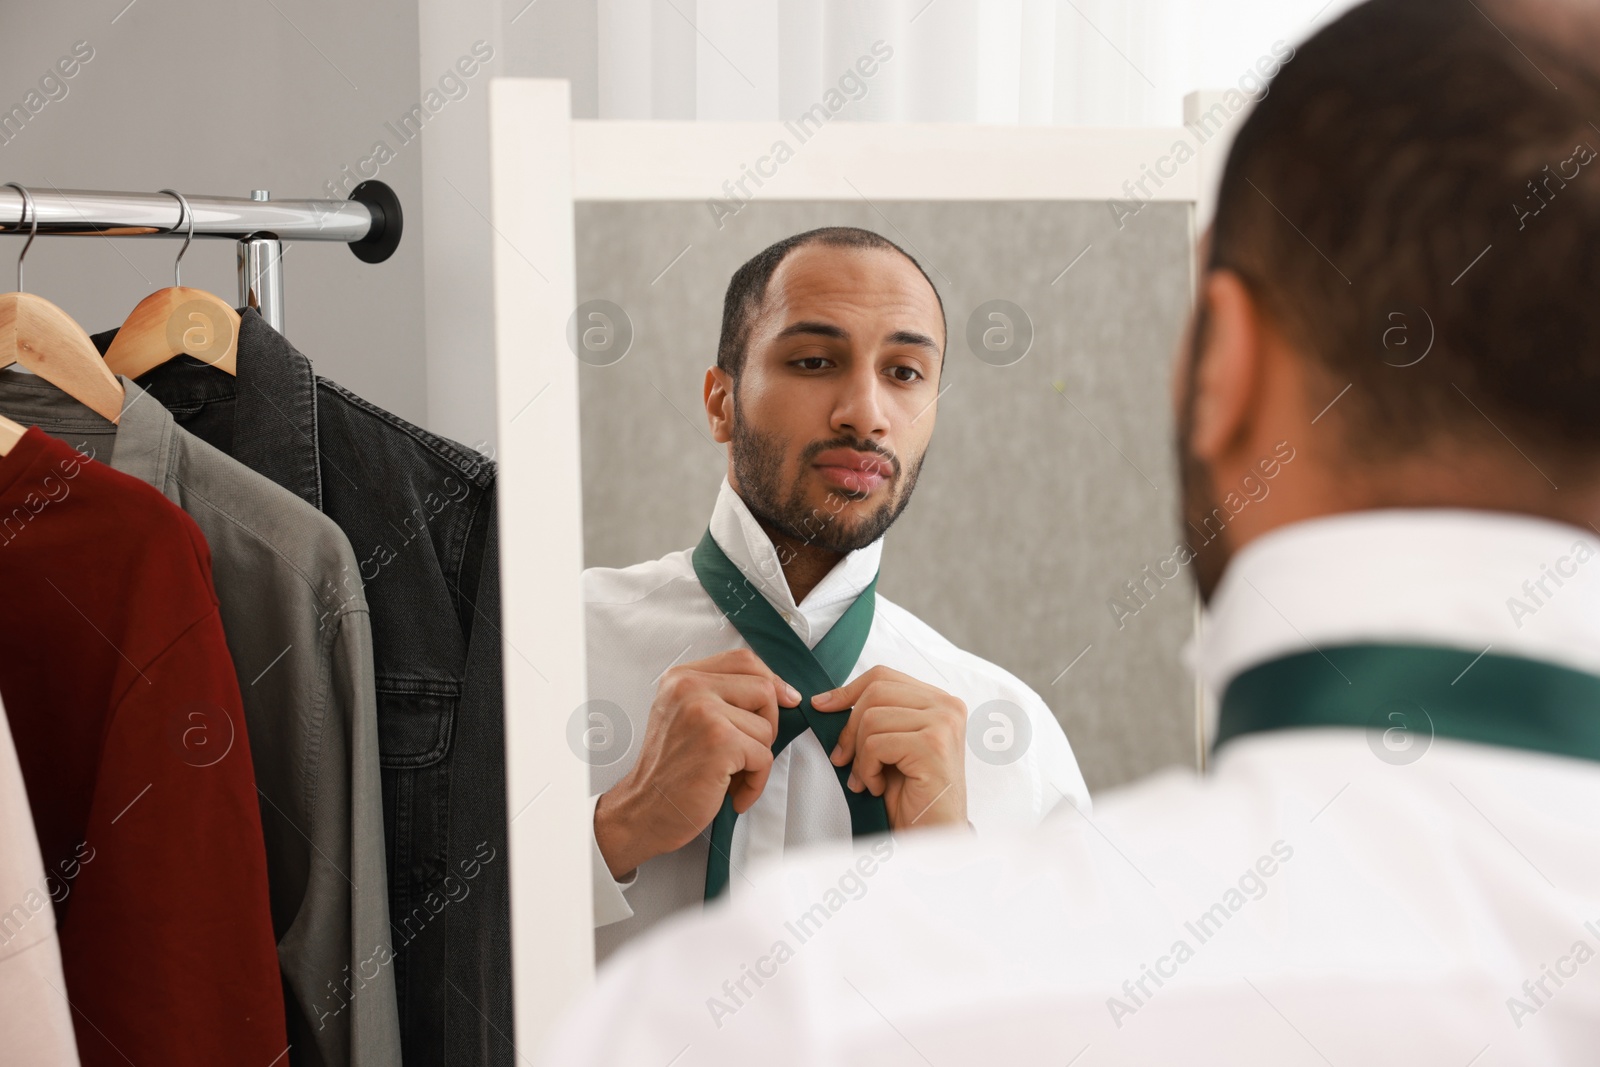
[753,515,847,605]
[1213,442,1600,569]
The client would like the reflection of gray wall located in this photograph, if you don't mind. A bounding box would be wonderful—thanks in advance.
[575,200,1194,793]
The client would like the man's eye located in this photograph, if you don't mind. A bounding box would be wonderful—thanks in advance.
[889,365,922,382]
[794,357,831,370]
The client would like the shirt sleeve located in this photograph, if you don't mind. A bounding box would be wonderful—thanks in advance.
[59,609,287,1066]
[1025,686,1093,819]
[326,606,403,1065]
[0,696,80,1067]
[590,792,639,928]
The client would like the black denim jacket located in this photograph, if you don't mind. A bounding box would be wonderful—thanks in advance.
[92,309,513,1067]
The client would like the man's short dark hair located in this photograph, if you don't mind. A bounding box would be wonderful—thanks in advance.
[1211,0,1600,474]
[716,226,946,380]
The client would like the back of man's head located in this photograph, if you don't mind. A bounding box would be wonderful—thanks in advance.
[1211,0,1600,481]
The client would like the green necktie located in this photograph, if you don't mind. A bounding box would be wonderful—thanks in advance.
[1215,642,1600,763]
[692,528,891,902]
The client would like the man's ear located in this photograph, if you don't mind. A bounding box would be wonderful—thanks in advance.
[1188,270,1266,463]
[705,366,734,444]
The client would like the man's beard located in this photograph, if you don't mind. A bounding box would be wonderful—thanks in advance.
[1177,299,1230,605]
[729,405,925,555]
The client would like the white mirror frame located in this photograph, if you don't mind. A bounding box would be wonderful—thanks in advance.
[487,76,1237,1053]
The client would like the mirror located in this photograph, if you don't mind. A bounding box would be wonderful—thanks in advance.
[488,92,1220,1041]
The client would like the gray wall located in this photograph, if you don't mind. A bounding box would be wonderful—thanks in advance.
[0,0,429,425]
[575,200,1196,793]
[415,0,603,452]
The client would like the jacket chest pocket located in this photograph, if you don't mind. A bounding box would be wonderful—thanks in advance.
[376,679,459,768]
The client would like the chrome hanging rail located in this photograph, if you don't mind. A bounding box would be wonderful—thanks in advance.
[0,180,402,333]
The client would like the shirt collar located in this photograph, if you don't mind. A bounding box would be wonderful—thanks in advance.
[109,378,178,495]
[706,476,884,643]
[230,308,322,506]
[1199,508,1600,696]
[0,368,108,433]
[0,370,180,503]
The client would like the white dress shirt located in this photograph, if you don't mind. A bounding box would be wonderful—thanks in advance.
[545,508,1600,1065]
[583,477,1091,963]
[0,694,81,1066]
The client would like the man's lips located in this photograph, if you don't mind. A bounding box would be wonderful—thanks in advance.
[812,449,893,493]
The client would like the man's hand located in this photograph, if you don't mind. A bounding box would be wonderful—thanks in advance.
[594,649,800,881]
[811,665,968,830]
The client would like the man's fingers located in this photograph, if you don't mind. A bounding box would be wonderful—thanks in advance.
[830,704,926,767]
[842,706,925,785]
[702,668,796,717]
[685,650,802,706]
[811,665,917,712]
[728,732,775,813]
[698,673,785,744]
[719,705,777,747]
[816,678,932,720]
[851,730,923,796]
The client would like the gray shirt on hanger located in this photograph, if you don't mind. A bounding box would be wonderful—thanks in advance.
[0,370,401,1067]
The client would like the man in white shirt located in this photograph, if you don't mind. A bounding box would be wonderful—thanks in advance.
[583,226,1091,962]
[542,0,1600,1061]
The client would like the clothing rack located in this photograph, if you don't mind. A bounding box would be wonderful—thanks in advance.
[0,180,402,334]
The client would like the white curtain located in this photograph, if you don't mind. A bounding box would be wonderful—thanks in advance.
[594,0,1364,125]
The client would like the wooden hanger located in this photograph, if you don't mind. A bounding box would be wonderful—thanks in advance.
[0,412,23,455]
[0,183,124,423]
[103,189,239,378]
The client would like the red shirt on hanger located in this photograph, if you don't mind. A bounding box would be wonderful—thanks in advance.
[0,427,287,1065]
